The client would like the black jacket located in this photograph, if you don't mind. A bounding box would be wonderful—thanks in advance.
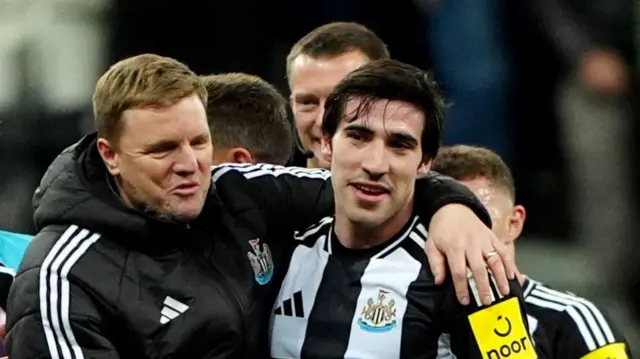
[6,133,490,359]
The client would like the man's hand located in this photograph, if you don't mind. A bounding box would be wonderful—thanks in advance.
[425,204,517,306]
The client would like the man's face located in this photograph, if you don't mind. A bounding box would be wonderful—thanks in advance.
[289,51,370,169]
[98,94,213,222]
[322,98,430,230]
[458,177,525,253]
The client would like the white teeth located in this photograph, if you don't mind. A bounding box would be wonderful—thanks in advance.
[355,184,385,194]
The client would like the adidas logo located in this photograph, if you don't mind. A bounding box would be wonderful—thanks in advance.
[274,291,304,318]
[160,296,189,324]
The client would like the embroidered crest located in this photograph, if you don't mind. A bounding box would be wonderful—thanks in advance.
[247,238,274,285]
[357,289,397,333]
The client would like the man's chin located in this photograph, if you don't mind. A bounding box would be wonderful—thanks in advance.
[163,200,206,222]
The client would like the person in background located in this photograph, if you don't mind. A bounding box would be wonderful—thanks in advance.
[286,22,390,169]
[200,73,294,165]
[433,144,632,358]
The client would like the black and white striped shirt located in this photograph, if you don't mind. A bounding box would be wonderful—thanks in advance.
[269,215,536,359]
[523,278,631,358]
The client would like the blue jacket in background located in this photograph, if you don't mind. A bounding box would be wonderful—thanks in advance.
[0,230,33,272]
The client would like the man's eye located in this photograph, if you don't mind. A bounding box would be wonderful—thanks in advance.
[347,132,364,140]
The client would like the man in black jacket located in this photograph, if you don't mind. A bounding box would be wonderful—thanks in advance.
[6,54,514,358]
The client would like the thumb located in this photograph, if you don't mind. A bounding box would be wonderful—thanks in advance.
[425,239,446,284]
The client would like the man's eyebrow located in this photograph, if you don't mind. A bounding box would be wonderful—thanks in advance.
[143,139,178,152]
[343,123,374,133]
[293,93,317,101]
[388,132,419,146]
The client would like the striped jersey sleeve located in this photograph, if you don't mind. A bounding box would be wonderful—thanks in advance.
[525,281,631,358]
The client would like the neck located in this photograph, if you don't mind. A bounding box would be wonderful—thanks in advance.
[334,197,414,249]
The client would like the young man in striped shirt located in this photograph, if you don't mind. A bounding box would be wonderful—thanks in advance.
[433,145,632,358]
[269,59,538,358]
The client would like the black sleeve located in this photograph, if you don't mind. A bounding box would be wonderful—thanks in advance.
[554,305,632,358]
[6,231,119,359]
[211,164,491,233]
[444,275,537,358]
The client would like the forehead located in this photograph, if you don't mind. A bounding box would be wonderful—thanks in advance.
[342,98,425,136]
[459,177,512,206]
[289,51,369,98]
[120,95,209,144]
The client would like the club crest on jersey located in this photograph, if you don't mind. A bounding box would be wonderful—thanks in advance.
[357,289,397,333]
[247,238,273,285]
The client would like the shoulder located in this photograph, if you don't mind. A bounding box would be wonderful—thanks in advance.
[525,279,619,347]
[292,216,334,248]
[20,224,118,278]
[211,163,330,183]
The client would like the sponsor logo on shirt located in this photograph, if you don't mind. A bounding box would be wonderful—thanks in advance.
[468,297,536,359]
[247,238,274,285]
[581,343,629,359]
[357,289,397,333]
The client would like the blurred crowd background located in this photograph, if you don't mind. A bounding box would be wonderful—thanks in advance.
[0,0,638,350]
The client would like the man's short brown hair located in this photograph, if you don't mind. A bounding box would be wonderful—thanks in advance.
[432,145,516,200]
[286,22,390,80]
[92,54,207,146]
[200,73,293,165]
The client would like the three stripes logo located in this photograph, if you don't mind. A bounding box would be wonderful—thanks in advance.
[160,296,189,324]
[274,291,305,318]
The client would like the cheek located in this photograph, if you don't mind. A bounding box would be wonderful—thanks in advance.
[133,159,173,187]
[196,147,213,169]
[294,112,315,132]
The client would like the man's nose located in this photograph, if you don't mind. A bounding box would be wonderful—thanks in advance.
[313,101,326,129]
[173,145,198,174]
[362,141,389,178]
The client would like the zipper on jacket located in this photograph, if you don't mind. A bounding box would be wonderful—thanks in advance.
[209,262,248,358]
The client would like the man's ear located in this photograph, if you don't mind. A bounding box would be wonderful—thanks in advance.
[229,147,255,164]
[507,204,526,245]
[320,135,333,159]
[96,138,120,175]
[417,158,432,177]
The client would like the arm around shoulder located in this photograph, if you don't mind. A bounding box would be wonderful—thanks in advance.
[212,163,334,230]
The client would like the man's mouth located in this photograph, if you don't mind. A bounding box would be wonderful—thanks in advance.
[173,183,200,195]
[352,184,388,195]
[350,183,390,204]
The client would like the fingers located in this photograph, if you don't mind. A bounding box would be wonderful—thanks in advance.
[447,247,470,305]
[425,239,446,285]
[485,252,510,297]
[486,241,513,297]
[493,237,517,281]
[467,248,493,306]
